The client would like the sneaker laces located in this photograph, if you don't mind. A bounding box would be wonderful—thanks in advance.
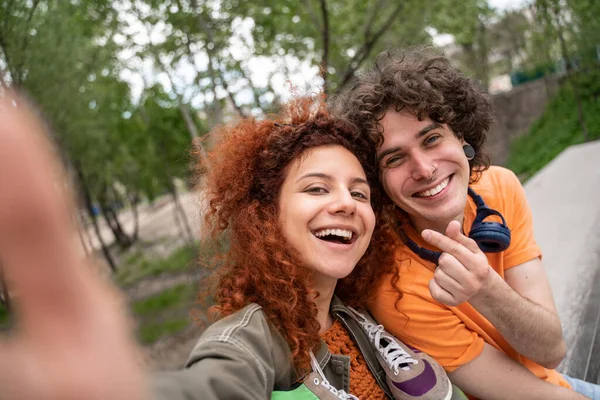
[310,352,359,400]
[347,307,418,375]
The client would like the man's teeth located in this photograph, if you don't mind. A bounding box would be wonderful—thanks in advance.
[313,228,353,240]
[417,177,449,197]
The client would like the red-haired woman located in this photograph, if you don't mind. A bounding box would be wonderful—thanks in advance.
[0,94,461,400]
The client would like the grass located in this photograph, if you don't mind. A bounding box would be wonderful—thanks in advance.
[116,236,227,287]
[507,71,600,181]
[132,282,197,317]
[131,282,198,345]
[138,318,191,345]
[116,243,199,287]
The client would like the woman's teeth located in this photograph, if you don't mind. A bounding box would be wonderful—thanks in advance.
[313,228,353,240]
[416,177,449,197]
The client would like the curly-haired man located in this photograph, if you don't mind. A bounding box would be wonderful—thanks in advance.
[333,49,599,400]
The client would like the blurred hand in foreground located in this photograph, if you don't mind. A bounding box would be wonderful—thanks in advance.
[0,91,146,400]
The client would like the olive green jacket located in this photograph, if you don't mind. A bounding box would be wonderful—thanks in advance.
[151,297,465,399]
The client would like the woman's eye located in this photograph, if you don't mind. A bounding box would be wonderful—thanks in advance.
[351,191,369,200]
[305,187,327,194]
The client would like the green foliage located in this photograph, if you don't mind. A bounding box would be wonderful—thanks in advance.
[239,0,433,93]
[132,282,197,344]
[138,318,190,344]
[507,70,600,180]
[116,243,199,286]
[132,282,197,316]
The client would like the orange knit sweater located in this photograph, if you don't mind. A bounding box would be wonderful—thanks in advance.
[321,320,387,400]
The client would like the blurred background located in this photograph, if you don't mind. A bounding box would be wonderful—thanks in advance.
[0,0,599,372]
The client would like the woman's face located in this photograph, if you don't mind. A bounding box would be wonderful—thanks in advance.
[278,145,376,284]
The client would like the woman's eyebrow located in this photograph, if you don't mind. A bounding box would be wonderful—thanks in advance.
[351,177,369,186]
[296,172,332,183]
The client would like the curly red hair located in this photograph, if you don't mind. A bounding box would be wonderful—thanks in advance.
[196,97,398,374]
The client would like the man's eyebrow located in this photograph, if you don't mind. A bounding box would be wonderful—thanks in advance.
[417,123,441,138]
[296,172,332,183]
[377,123,442,163]
[377,146,402,163]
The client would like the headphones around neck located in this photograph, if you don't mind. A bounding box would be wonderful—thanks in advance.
[402,187,511,264]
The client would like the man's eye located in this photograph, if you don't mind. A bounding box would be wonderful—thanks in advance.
[425,134,440,145]
[385,155,404,167]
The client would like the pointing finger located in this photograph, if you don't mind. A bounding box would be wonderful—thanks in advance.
[421,228,471,262]
[445,220,481,254]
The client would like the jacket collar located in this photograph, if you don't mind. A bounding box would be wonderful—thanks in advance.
[313,294,346,369]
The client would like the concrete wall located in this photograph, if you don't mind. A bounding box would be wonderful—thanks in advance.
[524,140,600,380]
[487,76,561,165]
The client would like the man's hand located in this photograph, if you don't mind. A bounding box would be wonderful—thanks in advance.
[0,91,147,400]
[422,220,494,306]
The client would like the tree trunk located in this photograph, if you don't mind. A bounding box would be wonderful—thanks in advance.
[73,164,117,272]
[99,194,132,249]
[189,0,223,126]
[109,185,137,246]
[128,191,140,242]
[168,179,195,246]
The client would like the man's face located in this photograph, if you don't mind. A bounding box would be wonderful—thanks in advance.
[376,109,471,233]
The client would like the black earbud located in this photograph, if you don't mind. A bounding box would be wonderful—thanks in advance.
[463,144,475,160]
[401,188,511,264]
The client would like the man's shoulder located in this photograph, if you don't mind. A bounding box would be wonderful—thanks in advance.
[375,254,435,300]
[474,166,519,188]
[470,166,521,206]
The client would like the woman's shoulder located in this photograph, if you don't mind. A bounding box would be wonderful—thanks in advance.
[189,304,276,358]
[186,303,294,380]
[200,303,267,339]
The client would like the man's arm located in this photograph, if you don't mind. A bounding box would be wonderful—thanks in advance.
[449,343,585,400]
[424,222,565,369]
[469,257,566,369]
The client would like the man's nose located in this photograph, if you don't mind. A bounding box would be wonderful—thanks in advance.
[410,152,434,181]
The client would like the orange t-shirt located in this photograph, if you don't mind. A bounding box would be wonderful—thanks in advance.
[369,166,570,395]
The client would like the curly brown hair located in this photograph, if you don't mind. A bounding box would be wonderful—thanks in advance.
[332,47,493,181]
[195,97,398,374]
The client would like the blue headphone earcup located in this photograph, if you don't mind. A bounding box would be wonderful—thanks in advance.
[469,222,511,253]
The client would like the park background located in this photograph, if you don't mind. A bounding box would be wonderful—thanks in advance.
[1,0,599,378]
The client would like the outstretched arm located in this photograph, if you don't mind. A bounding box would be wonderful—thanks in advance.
[0,90,278,400]
[0,91,147,399]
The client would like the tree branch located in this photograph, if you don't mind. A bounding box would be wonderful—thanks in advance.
[188,0,223,125]
[337,2,405,92]
[13,0,42,84]
[217,65,247,118]
[301,0,323,32]
[319,0,329,94]
[362,0,386,39]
